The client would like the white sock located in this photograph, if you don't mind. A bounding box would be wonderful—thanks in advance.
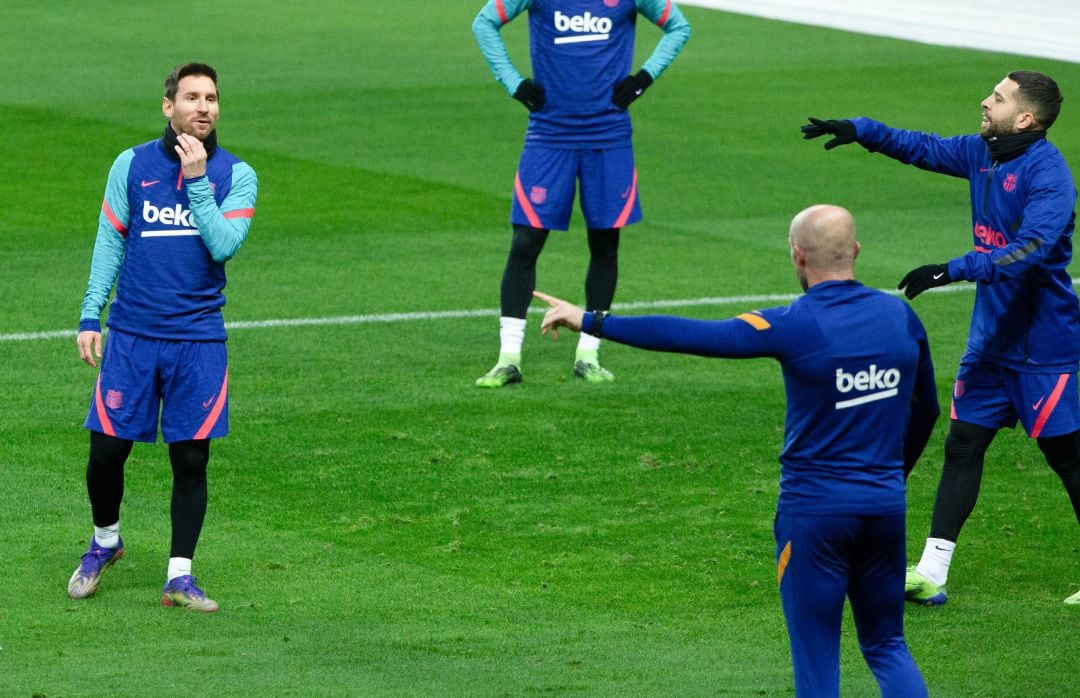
[576,331,601,352]
[915,537,955,586]
[167,557,193,582]
[94,522,120,549]
[498,316,526,359]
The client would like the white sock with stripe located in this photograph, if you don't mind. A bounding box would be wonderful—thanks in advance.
[915,537,955,586]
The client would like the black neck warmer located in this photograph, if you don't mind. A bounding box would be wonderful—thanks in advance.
[984,130,1045,163]
[162,124,218,161]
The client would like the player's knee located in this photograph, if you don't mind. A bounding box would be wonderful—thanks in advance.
[586,227,620,261]
[1037,431,1080,474]
[508,225,548,265]
[943,421,995,465]
[88,431,133,470]
[169,440,209,480]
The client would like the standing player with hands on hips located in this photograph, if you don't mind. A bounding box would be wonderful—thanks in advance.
[69,63,257,612]
[536,205,939,697]
[803,71,1080,606]
[472,0,691,387]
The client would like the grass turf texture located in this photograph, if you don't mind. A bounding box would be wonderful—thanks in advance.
[2,2,1079,695]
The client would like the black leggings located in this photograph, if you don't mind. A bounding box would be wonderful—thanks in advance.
[1036,431,1080,525]
[500,225,620,317]
[86,431,210,559]
[169,439,210,559]
[86,430,133,528]
[928,420,1080,541]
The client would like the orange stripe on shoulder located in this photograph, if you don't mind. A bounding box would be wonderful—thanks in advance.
[736,312,771,330]
[658,0,672,25]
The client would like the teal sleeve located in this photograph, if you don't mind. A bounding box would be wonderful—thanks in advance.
[187,161,258,263]
[636,0,691,80]
[472,0,532,96]
[80,150,134,328]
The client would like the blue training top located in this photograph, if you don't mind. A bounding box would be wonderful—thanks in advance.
[853,118,1080,372]
[79,133,258,341]
[473,0,691,148]
[583,280,940,516]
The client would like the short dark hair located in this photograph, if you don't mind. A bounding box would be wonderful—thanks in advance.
[1008,70,1063,129]
[164,63,218,101]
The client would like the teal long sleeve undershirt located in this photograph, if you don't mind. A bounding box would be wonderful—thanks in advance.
[472,0,691,95]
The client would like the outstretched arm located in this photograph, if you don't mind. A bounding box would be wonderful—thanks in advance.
[534,291,784,359]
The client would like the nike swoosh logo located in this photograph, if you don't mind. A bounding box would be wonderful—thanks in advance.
[1033,396,1046,411]
[932,273,945,280]
[202,397,215,409]
[933,545,951,551]
[141,180,160,187]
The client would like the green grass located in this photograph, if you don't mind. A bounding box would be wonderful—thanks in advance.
[2,2,1080,696]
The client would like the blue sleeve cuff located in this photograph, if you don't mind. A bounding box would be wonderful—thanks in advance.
[946,258,966,282]
[79,318,102,333]
[185,174,211,195]
[582,312,597,335]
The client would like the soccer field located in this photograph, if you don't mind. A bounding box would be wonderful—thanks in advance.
[2,2,1079,695]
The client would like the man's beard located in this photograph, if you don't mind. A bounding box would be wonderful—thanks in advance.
[982,116,1018,139]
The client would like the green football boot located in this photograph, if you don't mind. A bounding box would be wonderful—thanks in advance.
[476,354,522,388]
[905,565,947,606]
[573,349,614,383]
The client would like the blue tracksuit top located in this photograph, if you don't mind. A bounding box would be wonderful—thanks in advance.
[853,118,1080,372]
[473,0,691,148]
[583,280,940,516]
[79,136,258,341]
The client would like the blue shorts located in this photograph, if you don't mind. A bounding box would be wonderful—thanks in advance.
[775,511,926,698]
[85,329,229,443]
[951,352,1080,438]
[511,146,642,231]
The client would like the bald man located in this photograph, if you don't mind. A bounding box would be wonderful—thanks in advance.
[536,205,939,697]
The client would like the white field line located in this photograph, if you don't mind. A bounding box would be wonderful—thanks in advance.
[0,280,1020,343]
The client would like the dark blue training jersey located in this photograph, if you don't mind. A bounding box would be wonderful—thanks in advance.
[584,281,940,516]
[80,136,257,341]
[473,0,691,148]
[853,118,1080,372]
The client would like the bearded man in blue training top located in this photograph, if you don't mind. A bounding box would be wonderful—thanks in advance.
[535,205,939,697]
[473,0,691,386]
[804,71,1080,606]
[68,63,257,612]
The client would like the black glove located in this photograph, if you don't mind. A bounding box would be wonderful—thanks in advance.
[897,264,951,299]
[612,70,653,109]
[801,117,857,150]
[513,78,546,112]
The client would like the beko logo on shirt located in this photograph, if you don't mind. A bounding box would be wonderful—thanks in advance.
[141,201,200,237]
[553,11,612,44]
[834,364,901,410]
[143,201,194,227]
